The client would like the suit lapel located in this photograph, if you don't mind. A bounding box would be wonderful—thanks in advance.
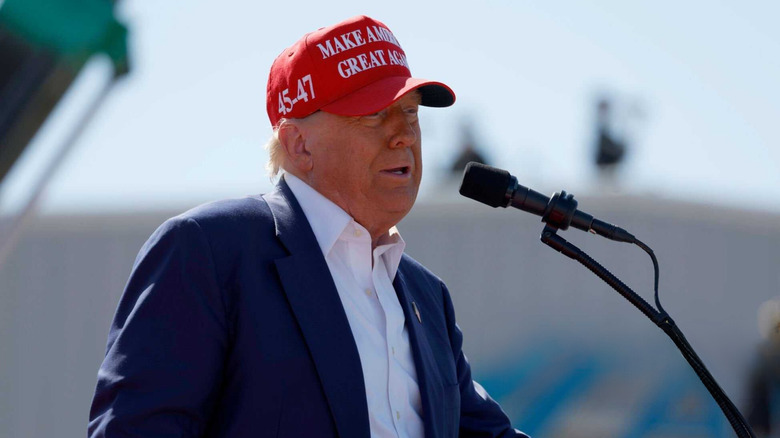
[394,264,444,438]
[264,180,370,438]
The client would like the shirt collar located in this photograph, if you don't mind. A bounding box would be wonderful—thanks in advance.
[283,173,406,279]
[284,173,352,258]
[374,226,406,280]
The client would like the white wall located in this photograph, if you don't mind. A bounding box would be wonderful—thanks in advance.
[1,194,778,437]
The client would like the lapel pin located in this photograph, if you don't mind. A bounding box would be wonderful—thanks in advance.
[412,301,422,324]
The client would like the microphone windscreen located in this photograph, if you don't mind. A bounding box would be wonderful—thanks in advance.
[459,162,511,208]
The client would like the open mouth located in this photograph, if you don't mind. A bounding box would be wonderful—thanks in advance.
[383,166,410,176]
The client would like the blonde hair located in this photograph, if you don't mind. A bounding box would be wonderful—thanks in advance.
[264,119,288,179]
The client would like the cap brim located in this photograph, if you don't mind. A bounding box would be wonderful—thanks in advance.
[320,76,455,117]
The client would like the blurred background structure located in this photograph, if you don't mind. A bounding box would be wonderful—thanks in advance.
[745,299,780,437]
[449,117,490,175]
[0,0,128,265]
[1,1,779,437]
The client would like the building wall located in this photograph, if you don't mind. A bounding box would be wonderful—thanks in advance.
[1,195,778,437]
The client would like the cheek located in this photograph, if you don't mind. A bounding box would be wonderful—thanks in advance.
[413,142,423,177]
[336,155,373,192]
[312,141,354,174]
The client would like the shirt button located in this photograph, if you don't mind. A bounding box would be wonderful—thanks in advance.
[365,289,372,296]
[391,346,396,355]
[353,229,362,237]
[396,410,400,420]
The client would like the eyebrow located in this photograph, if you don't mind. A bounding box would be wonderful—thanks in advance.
[410,90,422,105]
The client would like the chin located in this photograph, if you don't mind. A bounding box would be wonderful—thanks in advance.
[383,197,416,219]
[375,186,418,215]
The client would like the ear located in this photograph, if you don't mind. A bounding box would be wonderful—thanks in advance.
[278,121,313,173]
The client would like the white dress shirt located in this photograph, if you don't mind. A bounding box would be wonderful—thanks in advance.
[285,173,424,438]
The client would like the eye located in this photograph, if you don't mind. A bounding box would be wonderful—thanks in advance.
[359,109,387,126]
[404,105,419,122]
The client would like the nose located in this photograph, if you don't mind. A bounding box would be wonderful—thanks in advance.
[387,109,417,149]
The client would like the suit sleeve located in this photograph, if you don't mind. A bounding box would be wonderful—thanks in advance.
[440,282,530,438]
[88,217,229,437]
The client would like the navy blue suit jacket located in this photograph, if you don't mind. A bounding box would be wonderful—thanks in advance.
[89,180,526,438]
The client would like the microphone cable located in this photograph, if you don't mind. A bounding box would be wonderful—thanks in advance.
[459,162,755,437]
[541,226,755,438]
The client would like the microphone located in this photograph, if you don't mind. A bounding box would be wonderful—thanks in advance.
[459,162,636,243]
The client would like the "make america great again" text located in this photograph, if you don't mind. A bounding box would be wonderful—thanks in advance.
[315,25,409,79]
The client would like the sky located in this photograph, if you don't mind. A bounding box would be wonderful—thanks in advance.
[1,0,779,215]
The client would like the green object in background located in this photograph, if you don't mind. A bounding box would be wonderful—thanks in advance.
[0,0,130,187]
[0,0,129,76]
[0,0,131,260]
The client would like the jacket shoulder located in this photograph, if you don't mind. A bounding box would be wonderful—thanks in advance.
[176,195,273,227]
[399,253,446,293]
[141,195,282,282]
[153,195,275,242]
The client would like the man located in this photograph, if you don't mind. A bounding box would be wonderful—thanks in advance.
[89,15,528,438]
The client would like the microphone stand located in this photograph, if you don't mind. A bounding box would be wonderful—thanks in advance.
[537,192,755,438]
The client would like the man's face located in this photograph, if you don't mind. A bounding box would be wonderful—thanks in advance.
[299,92,423,239]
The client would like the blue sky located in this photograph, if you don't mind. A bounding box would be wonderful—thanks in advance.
[2,0,779,214]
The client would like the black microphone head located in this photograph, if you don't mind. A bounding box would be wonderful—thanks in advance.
[459,162,512,208]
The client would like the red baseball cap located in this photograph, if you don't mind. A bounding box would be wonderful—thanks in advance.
[266,15,456,127]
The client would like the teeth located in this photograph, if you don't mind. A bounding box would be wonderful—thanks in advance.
[384,166,408,175]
